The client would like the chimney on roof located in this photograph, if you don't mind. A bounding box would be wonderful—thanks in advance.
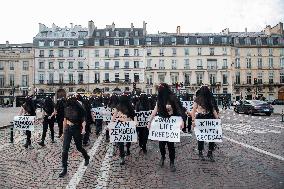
[52,23,56,32]
[143,21,147,35]
[6,41,9,47]
[70,23,74,29]
[111,22,115,32]
[222,28,230,35]
[245,27,248,35]
[131,23,134,31]
[176,26,181,35]
[269,22,283,35]
[264,25,271,35]
[88,20,95,38]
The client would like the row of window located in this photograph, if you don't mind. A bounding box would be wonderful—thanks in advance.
[235,72,284,84]
[39,49,84,57]
[235,48,284,56]
[234,37,284,46]
[0,61,29,71]
[235,58,284,69]
[38,72,141,84]
[0,75,29,87]
[39,40,84,47]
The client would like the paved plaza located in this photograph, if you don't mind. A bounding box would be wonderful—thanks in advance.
[0,108,283,188]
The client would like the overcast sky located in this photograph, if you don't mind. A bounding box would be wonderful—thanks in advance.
[1,0,284,43]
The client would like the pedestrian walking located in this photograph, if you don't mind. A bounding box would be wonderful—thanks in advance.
[135,93,151,154]
[148,83,184,172]
[111,95,136,165]
[191,86,220,162]
[18,96,36,148]
[56,97,66,138]
[106,95,119,142]
[82,97,93,146]
[92,96,103,135]
[38,97,56,146]
[59,97,90,178]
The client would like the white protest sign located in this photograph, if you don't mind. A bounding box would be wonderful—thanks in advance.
[91,107,104,120]
[182,101,194,112]
[13,116,36,131]
[194,119,222,142]
[135,110,153,127]
[108,121,137,142]
[148,116,182,142]
[102,107,112,122]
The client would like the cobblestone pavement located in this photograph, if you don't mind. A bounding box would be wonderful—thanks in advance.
[0,109,283,189]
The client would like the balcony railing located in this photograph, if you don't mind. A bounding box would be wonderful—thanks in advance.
[197,66,203,69]
[207,66,217,70]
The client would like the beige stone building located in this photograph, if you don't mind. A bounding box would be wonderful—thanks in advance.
[0,41,34,105]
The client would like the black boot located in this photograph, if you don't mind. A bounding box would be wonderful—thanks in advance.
[207,150,215,162]
[38,141,45,147]
[170,161,176,172]
[84,155,90,166]
[59,167,67,178]
[198,150,205,161]
[120,157,125,165]
[126,148,130,156]
[159,157,165,167]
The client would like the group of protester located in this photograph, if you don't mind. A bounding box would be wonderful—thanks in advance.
[18,83,220,177]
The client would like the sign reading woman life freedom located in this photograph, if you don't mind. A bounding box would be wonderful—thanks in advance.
[149,116,182,142]
[194,119,222,142]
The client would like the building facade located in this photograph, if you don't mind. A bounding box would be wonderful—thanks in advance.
[0,41,34,105]
[32,21,284,101]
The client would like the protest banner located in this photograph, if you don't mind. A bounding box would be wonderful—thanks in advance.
[91,107,104,120]
[194,119,222,142]
[148,116,182,142]
[102,107,112,122]
[13,116,36,131]
[182,101,194,112]
[108,121,137,142]
[135,110,153,127]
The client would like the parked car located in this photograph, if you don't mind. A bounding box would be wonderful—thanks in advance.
[271,99,284,105]
[234,100,274,116]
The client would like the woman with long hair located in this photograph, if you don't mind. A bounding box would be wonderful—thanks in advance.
[191,86,219,162]
[148,83,184,172]
[135,93,151,154]
[38,97,56,146]
[111,95,136,165]
[18,96,36,148]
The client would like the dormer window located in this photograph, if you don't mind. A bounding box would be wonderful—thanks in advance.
[256,38,262,45]
[96,32,100,37]
[222,37,227,44]
[125,31,129,37]
[135,31,139,36]
[184,37,189,45]
[245,37,251,45]
[234,37,239,45]
[146,37,152,45]
[115,31,119,37]
[267,38,273,45]
[49,41,54,47]
[196,37,202,45]
[171,37,176,45]
[209,37,214,44]
[106,31,109,37]
[159,38,164,45]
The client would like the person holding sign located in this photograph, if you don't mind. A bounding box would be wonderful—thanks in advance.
[135,93,151,154]
[111,95,136,165]
[18,96,36,148]
[38,97,56,147]
[192,86,220,162]
[59,97,90,178]
[106,95,119,142]
[148,83,184,172]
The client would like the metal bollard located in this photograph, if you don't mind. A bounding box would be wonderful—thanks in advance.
[281,109,284,123]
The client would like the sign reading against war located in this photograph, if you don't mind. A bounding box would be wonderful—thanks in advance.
[108,121,137,142]
[13,116,36,131]
[182,101,194,112]
[149,116,182,142]
[194,119,222,142]
[135,110,153,127]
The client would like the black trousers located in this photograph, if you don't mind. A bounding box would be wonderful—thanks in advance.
[62,125,89,168]
[159,141,175,162]
[196,113,215,152]
[57,117,64,137]
[187,116,192,132]
[83,122,91,144]
[95,119,103,135]
[136,127,149,150]
[41,117,55,142]
[118,142,131,158]
[26,130,31,144]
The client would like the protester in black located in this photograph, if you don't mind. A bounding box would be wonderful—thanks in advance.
[148,83,184,172]
[59,97,90,178]
[18,97,36,148]
[38,97,56,146]
[107,95,119,142]
[82,97,93,146]
[192,86,219,162]
[56,97,66,138]
[135,93,151,154]
[111,95,136,165]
